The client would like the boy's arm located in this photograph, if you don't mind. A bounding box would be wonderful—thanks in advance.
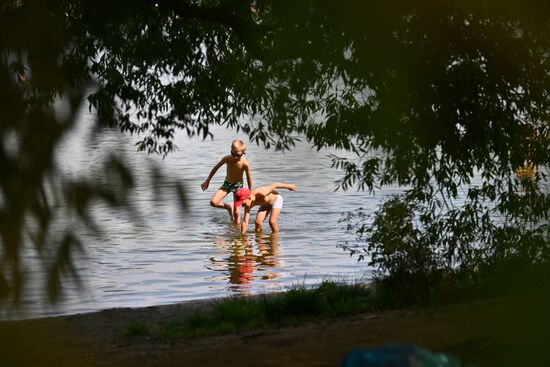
[276,183,297,191]
[259,182,297,195]
[245,162,253,189]
[241,206,251,235]
[201,156,227,191]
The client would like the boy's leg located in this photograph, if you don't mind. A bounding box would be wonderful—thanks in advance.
[233,193,241,225]
[254,207,270,232]
[210,189,232,217]
[268,208,281,232]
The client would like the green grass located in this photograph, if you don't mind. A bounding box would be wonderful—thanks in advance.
[123,280,373,339]
[180,280,373,337]
[123,322,149,336]
[122,262,550,340]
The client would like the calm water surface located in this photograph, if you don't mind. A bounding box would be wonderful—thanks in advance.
[6,109,547,320]
[6,111,405,320]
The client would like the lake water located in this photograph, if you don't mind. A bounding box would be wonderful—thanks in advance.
[3,109,408,320]
[4,106,548,320]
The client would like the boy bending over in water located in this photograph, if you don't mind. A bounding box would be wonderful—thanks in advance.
[201,140,252,224]
[234,183,297,234]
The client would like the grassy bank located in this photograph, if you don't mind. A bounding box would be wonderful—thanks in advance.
[125,281,373,338]
[3,288,549,367]
[124,259,550,339]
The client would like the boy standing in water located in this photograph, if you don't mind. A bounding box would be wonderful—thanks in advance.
[234,182,297,234]
[201,140,252,224]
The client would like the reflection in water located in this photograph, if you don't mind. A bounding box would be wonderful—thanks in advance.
[209,232,281,295]
[1,123,374,320]
[256,232,281,276]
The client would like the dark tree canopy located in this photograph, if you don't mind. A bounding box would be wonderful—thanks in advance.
[1,0,549,305]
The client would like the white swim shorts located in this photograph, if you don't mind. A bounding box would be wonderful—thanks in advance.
[272,194,284,209]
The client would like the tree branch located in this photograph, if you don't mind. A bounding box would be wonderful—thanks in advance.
[151,0,265,58]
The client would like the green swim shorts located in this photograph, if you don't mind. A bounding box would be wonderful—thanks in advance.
[219,178,243,193]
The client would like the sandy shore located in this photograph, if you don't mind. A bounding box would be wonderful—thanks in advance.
[1,293,548,367]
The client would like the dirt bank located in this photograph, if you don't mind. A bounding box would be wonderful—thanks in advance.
[1,293,548,367]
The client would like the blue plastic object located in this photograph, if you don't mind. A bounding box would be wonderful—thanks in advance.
[339,343,461,367]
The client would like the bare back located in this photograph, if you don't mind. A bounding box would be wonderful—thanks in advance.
[250,187,278,207]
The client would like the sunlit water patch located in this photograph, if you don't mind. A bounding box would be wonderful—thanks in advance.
[1,110,401,320]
